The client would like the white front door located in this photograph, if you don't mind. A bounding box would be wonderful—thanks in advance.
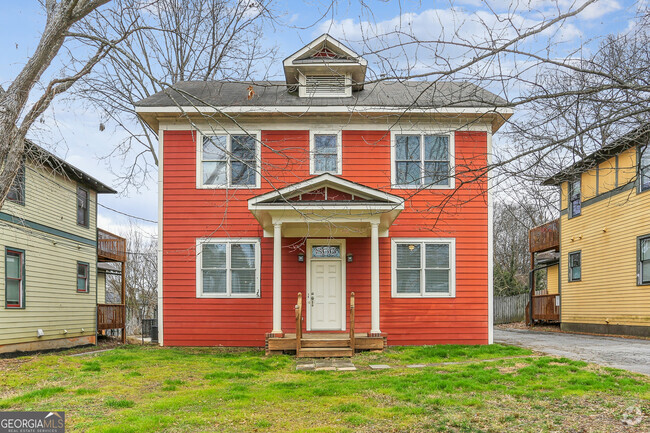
[309,259,343,330]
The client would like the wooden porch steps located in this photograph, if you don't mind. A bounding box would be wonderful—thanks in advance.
[296,347,354,358]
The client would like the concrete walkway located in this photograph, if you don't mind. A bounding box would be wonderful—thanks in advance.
[494,329,650,375]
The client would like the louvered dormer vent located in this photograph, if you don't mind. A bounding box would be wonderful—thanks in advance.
[301,75,351,98]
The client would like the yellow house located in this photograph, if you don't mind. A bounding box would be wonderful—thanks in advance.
[0,142,126,354]
[539,126,650,337]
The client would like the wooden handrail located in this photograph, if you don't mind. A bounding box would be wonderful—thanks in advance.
[349,292,355,352]
[295,292,303,355]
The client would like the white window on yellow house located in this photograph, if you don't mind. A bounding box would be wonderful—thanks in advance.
[639,236,650,285]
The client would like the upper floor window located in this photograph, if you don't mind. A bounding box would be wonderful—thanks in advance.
[393,134,453,188]
[200,134,258,188]
[639,235,650,285]
[311,133,341,174]
[640,144,650,192]
[568,178,581,218]
[568,251,581,282]
[6,162,25,205]
[392,239,455,298]
[5,248,24,308]
[77,187,89,227]
[197,238,260,298]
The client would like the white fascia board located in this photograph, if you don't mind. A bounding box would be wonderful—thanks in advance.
[249,203,403,211]
[135,105,514,116]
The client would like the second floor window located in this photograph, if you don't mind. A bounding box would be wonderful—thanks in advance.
[640,144,650,192]
[77,187,89,227]
[6,162,25,205]
[311,134,340,174]
[394,134,452,188]
[200,134,257,188]
[568,178,581,218]
[639,236,650,285]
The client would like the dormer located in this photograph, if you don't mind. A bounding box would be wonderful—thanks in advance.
[283,34,367,98]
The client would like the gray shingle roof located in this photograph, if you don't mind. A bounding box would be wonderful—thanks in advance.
[135,80,507,109]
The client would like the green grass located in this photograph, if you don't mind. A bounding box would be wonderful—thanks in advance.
[0,344,647,432]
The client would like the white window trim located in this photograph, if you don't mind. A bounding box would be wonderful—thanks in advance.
[196,238,261,298]
[309,130,343,175]
[390,132,455,190]
[391,238,456,298]
[196,131,261,189]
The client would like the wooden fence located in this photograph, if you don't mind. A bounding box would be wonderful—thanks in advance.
[494,293,528,324]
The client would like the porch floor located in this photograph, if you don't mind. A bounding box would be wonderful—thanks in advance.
[266,332,386,355]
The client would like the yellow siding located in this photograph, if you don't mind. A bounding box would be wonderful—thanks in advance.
[97,271,106,304]
[560,182,568,211]
[618,147,637,186]
[1,160,97,240]
[0,223,97,345]
[560,172,650,327]
[581,167,598,200]
[598,158,617,193]
[547,264,558,295]
[0,161,99,347]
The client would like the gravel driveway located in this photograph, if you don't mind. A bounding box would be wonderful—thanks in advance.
[494,329,650,375]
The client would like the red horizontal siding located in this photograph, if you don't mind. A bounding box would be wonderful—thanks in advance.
[162,129,488,347]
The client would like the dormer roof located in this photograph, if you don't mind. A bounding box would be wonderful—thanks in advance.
[283,34,367,91]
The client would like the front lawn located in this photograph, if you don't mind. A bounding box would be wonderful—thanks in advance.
[0,344,648,432]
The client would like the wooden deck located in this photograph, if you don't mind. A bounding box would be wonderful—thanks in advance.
[266,332,386,354]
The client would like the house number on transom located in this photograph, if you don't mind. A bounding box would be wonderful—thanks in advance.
[312,246,341,258]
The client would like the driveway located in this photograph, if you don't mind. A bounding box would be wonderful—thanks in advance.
[494,329,650,375]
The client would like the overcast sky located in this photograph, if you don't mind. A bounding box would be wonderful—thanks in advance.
[0,0,637,237]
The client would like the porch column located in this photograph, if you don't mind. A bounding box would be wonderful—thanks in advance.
[370,222,381,336]
[271,222,283,336]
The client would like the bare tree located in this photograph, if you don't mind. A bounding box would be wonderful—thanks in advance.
[76,0,278,190]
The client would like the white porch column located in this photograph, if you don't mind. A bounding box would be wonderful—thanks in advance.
[271,222,283,336]
[370,222,381,336]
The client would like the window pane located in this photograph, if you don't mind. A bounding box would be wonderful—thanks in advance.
[396,270,420,293]
[314,154,337,172]
[642,261,650,283]
[424,162,450,186]
[231,135,256,160]
[202,136,227,160]
[231,162,255,186]
[571,267,581,280]
[232,270,256,294]
[312,246,340,258]
[424,135,449,160]
[231,244,256,269]
[396,244,420,268]
[6,280,20,304]
[641,239,650,261]
[203,270,227,293]
[7,164,24,203]
[314,135,337,152]
[570,180,580,199]
[396,135,420,161]
[571,199,581,217]
[425,269,449,293]
[6,254,20,279]
[396,162,421,185]
[77,189,88,225]
[78,263,88,278]
[426,244,449,268]
[202,243,226,268]
[202,161,227,185]
[77,277,87,292]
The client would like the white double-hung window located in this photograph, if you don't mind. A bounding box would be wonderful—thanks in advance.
[393,133,453,188]
[391,238,455,298]
[310,132,342,174]
[199,134,259,188]
[197,239,260,298]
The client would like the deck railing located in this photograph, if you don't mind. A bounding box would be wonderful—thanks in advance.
[531,294,560,321]
[295,293,303,356]
[349,292,355,351]
[97,304,126,330]
[97,228,127,262]
[529,219,560,253]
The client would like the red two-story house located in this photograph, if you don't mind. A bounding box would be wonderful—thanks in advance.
[135,34,511,352]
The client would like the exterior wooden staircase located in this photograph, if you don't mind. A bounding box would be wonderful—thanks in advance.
[294,292,356,358]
